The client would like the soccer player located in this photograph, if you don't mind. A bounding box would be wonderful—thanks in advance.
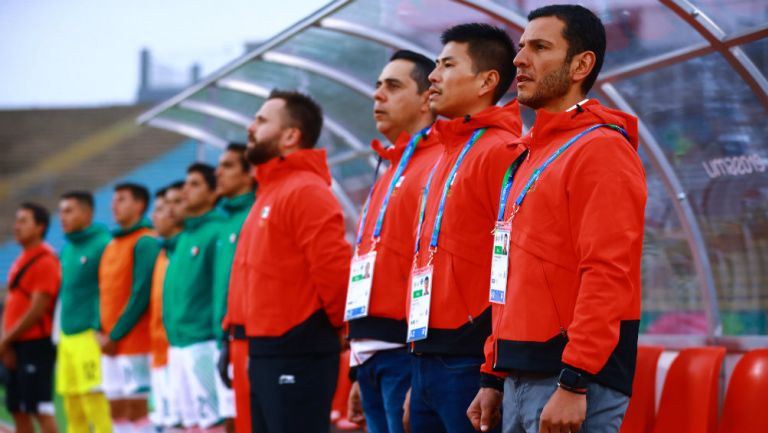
[163,163,227,431]
[57,191,113,433]
[148,184,183,429]
[214,143,256,433]
[98,183,159,433]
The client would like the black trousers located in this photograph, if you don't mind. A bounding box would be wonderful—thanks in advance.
[249,352,339,433]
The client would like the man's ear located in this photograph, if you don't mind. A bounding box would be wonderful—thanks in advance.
[281,127,302,151]
[478,69,500,99]
[571,51,596,86]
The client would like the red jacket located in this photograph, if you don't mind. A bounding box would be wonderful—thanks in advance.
[347,129,442,343]
[481,100,646,396]
[409,100,524,356]
[226,148,351,355]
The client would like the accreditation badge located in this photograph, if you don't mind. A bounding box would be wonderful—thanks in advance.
[406,266,433,342]
[489,221,511,304]
[344,252,376,321]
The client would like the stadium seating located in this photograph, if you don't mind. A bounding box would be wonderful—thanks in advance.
[718,349,768,433]
[651,346,725,433]
[621,345,664,433]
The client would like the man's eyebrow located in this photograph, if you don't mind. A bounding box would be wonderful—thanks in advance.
[436,55,456,63]
[518,38,553,48]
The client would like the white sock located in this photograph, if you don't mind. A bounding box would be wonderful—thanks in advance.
[113,421,135,433]
[133,417,156,433]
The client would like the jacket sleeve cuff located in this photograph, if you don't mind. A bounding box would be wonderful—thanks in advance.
[479,373,505,392]
[561,362,595,381]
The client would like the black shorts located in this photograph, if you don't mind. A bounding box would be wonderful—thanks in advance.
[5,337,55,415]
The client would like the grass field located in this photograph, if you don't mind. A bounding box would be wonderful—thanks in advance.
[0,386,67,431]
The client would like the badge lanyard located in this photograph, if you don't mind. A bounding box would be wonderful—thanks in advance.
[489,123,627,304]
[413,128,486,264]
[407,128,486,343]
[489,153,527,304]
[355,127,429,254]
[346,127,428,322]
[508,124,627,220]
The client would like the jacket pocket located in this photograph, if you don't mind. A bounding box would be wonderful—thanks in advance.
[502,237,574,342]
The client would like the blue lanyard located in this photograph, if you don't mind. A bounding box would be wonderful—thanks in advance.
[355,127,428,247]
[430,129,486,248]
[504,124,628,219]
[412,129,486,259]
[496,152,528,222]
[413,157,442,256]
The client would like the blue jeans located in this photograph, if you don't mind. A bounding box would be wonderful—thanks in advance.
[502,374,629,433]
[409,354,499,433]
[357,349,411,433]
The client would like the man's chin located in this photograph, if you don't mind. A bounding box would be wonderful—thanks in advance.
[517,96,541,110]
[254,155,279,166]
[434,105,458,119]
[375,122,392,137]
[246,148,279,166]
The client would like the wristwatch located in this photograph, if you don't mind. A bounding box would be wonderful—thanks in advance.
[557,368,589,394]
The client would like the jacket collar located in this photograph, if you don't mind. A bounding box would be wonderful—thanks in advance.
[431,99,522,151]
[184,208,221,231]
[523,99,639,151]
[162,232,181,255]
[371,125,438,164]
[255,148,332,186]
[220,191,255,214]
[113,217,152,237]
[65,223,108,244]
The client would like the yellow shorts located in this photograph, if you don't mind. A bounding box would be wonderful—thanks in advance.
[56,329,102,395]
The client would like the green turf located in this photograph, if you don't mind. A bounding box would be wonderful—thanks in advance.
[0,386,68,430]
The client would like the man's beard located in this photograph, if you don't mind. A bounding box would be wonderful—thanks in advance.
[246,135,280,166]
[518,60,571,110]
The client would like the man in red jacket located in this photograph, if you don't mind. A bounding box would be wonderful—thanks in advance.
[404,23,524,433]
[229,89,351,432]
[468,5,647,433]
[344,50,440,433]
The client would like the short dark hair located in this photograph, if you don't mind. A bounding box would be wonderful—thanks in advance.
[19,202,50,237]
[168,180,185,191]
[268,90,323,149]
[226,142,250,173]
[187,162,217,191]
[115,182,150,213]
[390,50,435,94]
[154,187,168,199]
[528,4,605,94]
[61,191,94,210]
[441,23,517,104]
